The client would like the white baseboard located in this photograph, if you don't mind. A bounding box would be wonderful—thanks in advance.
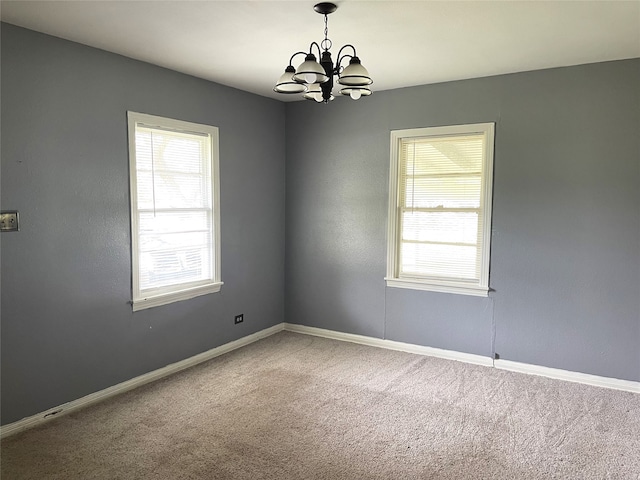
[283,323,494,367]
[283,323,640,394]
[495,359,640,393]
[4,322,638,438]
[0,323,285,439]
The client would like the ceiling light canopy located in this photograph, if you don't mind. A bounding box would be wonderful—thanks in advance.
[274,2,373,103]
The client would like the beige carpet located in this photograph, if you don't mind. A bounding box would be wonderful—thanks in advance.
[2,331,639,479]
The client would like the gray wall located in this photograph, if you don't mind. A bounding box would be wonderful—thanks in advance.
[2,22,639,426]
[1,24,286,425]
[286,59,640,382]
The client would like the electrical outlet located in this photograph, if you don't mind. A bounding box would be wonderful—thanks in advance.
[234,314,244,324]
[0,211,19,232]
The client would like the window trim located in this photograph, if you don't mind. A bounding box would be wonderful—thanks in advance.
[127,111,222,311]
[385,122,495,297]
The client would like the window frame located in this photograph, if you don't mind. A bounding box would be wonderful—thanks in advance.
[385,122,495,297]
[127,111,222,311]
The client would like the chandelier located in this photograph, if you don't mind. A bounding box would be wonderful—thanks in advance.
[273,2,373,103]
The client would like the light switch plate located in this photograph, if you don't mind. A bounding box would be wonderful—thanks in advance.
[0,211,19,232]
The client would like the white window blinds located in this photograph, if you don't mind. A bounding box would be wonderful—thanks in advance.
[128,112,222,310]
[387,123,494,296]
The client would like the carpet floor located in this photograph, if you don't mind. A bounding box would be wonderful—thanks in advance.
[2,331,639,479]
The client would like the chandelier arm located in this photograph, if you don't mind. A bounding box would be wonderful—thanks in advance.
[308,42,323,59]
[335,44,358,73]
[335,54,354,75]
[288,51,308,67]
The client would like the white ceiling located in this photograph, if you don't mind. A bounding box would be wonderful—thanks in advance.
[1,1,639,102]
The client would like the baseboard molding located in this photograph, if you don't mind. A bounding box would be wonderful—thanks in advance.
[495,359,640,394]
[4,322,638,438]
[0,323,285,439]
[283,323,640,394]
[283,323,494,367]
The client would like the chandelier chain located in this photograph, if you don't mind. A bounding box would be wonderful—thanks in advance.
[321,14,332,51]
[324,14,328,41]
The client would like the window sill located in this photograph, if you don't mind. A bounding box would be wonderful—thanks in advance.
[385,277,489,297]
[133,282,224,311]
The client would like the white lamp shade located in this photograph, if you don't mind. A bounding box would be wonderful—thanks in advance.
[338,57,373,87]
[274,67,307,94]
[293,54,329,85]
[340,86,372,100]
[303,83,323,102]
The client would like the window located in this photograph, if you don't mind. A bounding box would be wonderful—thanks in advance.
[127,112,222,311]
[386,123,495,296]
